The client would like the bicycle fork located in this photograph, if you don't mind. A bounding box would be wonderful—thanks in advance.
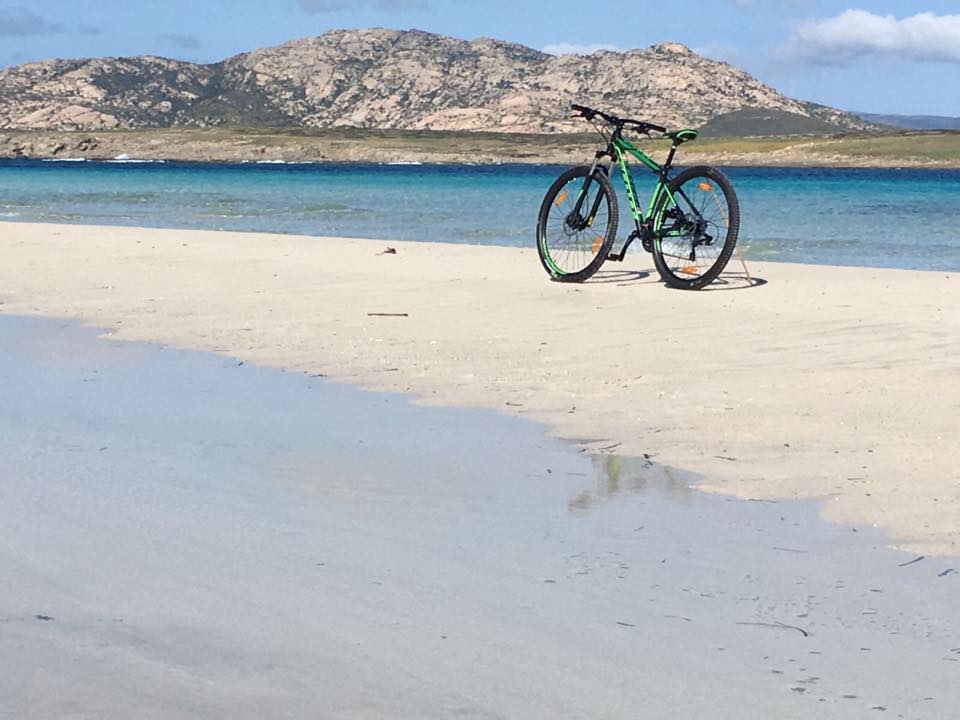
[566,154,610,232]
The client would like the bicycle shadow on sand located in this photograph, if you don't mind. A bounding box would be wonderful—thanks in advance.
[697,272,768,291]
[585,269,652,284]
[584,269,766,290]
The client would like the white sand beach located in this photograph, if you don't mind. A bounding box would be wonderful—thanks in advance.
[1,222,958,555]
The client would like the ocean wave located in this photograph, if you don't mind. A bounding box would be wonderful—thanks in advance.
[251,160,321,165]
[106,158,166,164]
[296,202,357,213]
[42,158,86,163]
[457,228,511,239]
[196,202,362,217]
[197,210,251,218]
[72,191,160,203]
[35,212,88,221]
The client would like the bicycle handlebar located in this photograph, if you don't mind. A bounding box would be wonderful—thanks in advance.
[571,103,667,135]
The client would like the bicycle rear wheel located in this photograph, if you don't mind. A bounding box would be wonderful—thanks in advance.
[652,166,739,290]
[536,165,618,283]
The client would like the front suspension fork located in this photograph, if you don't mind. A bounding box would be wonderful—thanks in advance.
[571,154,610,228]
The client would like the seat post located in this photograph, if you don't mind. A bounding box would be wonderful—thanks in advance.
[663,144,679,173]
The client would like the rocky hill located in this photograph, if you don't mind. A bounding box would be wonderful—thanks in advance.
[0,28,872,134]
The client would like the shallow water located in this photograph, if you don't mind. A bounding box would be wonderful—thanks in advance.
[2,159,960,271]
[0,315,957,718]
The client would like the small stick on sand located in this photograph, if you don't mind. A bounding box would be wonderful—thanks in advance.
[736,621,809,638]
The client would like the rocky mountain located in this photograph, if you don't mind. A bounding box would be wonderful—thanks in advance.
[0,28,873,134]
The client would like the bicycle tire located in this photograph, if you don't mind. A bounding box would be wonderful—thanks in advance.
[536,165,618,283]
[652,165,740,290]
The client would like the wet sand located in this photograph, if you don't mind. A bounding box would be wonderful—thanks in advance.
[1,316,957,719]
[0,222,958,555]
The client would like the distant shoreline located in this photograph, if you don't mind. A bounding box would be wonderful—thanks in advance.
[4,157,960,171]
[3,127,960,169]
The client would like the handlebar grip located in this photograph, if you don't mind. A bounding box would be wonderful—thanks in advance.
[647,122,667,134]
[570,103,595,119]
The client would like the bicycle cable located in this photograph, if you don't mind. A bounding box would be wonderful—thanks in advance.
[589,116,611,145]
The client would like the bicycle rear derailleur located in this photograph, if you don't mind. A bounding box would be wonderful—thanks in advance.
[660,208,714,261]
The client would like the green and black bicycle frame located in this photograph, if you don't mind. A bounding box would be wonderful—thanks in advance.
[574,126,709,261]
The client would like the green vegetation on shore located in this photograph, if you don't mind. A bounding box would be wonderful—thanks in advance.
[2,126,959,168]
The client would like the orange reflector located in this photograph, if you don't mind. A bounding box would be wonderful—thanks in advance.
[555,191,569,206]
[680,265,699,275]
[698,182,713,192]
[592,237,603,253]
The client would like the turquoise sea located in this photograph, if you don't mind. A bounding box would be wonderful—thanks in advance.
[2,159,959,271]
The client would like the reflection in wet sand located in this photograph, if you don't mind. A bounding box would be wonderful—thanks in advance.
[569,454,696,515]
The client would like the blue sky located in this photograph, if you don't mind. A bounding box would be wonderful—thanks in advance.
[2,1,959,116]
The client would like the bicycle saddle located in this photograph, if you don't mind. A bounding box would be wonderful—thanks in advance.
[665,129,700,144]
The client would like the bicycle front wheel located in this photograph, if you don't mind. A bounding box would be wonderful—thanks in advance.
[536,165,618,283]
[652,166,740,290]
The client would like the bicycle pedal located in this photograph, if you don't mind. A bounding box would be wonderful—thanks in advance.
[606,252,624,261]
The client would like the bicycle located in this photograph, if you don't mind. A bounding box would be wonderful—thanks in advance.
[536,104,740,289]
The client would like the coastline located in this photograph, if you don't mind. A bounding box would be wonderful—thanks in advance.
[1,222,958,555]
[3,127,960,168]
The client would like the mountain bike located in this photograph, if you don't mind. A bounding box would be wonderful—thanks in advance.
[536,104,740,289]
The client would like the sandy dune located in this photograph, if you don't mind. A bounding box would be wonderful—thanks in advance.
[1,222,958,555]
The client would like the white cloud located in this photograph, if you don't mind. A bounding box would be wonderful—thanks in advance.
[782,10,960,64]
[541,43,623,56]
